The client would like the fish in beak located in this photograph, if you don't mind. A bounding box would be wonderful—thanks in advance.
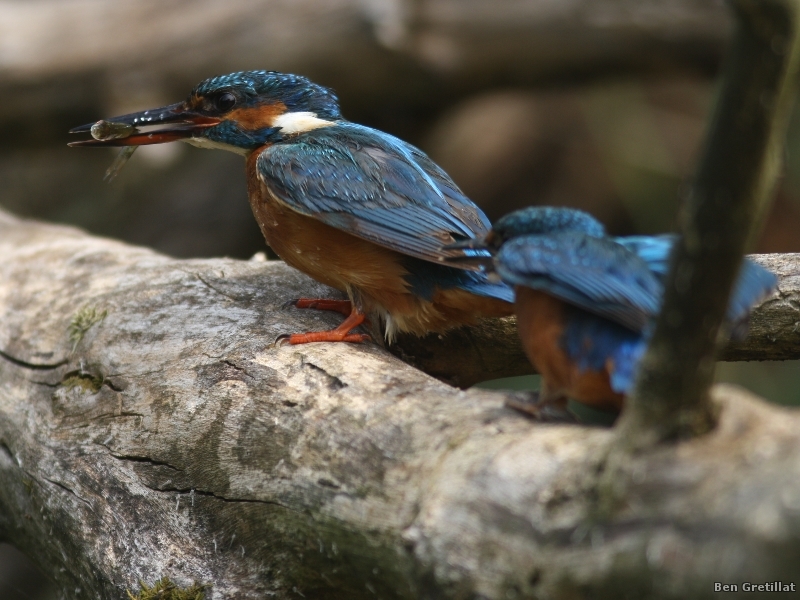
[69,102,222,181]
[68,102,221,147]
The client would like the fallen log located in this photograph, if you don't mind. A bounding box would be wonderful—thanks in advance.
[1,208,800,599]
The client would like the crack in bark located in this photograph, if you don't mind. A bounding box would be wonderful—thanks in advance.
[148,483,300,512]
[192,272,246,302]
[41,476,93,510]
[89,412,145,421]
[101,377,124,393]
[31,379,62,388]
[0,441,15,464]
[106,450,301,512]
[107,451,183,471]
[0,348,68,370]
[222,360,254,380]
[301,360,346,391]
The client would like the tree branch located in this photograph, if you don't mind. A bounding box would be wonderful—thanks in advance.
[3,210,800,598]
[620,0,800,445]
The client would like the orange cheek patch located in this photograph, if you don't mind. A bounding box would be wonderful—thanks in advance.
[228,102,287,130]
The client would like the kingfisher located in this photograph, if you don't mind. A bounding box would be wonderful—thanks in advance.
[450,206,778,414]
[69,70,513,344]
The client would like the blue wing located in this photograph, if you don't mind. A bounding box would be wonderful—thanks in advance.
[725,260,777,330]
[495,232,663,332]
[614,234,777,327]
[613,235,675,276]
[401,257,515,304]
[256,122,492,266]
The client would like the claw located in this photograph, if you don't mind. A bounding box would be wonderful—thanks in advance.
[274,333,293,347]
[504,392,576,423]
[274,304,370,346]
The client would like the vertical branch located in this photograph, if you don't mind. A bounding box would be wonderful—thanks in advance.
[618,0,800,447]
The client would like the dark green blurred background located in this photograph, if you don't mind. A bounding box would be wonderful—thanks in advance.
[0,1,798,596]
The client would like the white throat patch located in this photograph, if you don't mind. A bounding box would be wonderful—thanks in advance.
[273,111,336,135]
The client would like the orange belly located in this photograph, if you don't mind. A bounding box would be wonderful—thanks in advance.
[246,149,512,338]
[514,287,623,411]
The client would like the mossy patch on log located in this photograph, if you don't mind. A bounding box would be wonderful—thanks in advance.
[68,305,107,352]
[126,577,207,600]
[61,373,103,394]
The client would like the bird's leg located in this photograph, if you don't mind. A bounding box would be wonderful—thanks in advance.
[283,304,371,345]
[504,380,575,422]
[284,298,353,317]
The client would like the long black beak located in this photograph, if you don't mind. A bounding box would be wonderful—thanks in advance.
[68,102,221,147]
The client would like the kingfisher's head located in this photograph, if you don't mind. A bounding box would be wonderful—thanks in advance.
[444,206,607,267]
[69,70,342,154]
[486,206,607,249]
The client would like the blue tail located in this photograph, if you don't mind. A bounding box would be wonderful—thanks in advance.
[614,235,776,333]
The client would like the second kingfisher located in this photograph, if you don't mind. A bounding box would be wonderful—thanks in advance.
[69,71,513,344]
[449,206,778,415]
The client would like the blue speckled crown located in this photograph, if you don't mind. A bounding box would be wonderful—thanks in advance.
[493,206,607,243]
[192,70,342,119]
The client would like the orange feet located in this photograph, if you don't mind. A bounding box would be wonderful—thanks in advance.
[280,303,371,345]
[284,298,353,317]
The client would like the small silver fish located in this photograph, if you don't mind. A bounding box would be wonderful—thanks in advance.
[89,121,140,182]
[103,146,137,183]
[90,120,137,141]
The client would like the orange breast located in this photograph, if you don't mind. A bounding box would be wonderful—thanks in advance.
[514,287,623,411]
[245,148,511,337]
[248,181,410,296]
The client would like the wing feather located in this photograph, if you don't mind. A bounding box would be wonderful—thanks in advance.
[614,234,777,325]
[495,233,663,332]
[256,123,489,265]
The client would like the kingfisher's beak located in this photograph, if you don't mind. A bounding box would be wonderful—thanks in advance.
[68,102,221,147]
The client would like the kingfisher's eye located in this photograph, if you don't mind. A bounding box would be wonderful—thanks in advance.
[214,92,237,112]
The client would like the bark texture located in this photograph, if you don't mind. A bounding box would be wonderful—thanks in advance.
[2,209,800,599]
